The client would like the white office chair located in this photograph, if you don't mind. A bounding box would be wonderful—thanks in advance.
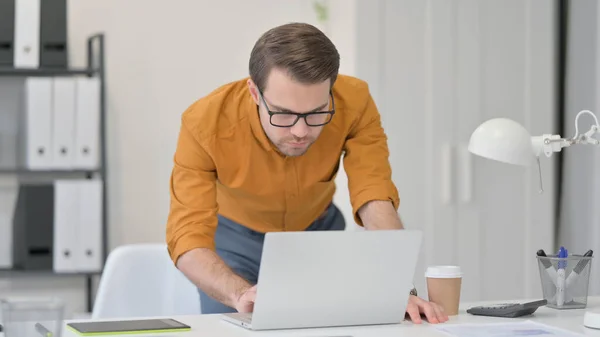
[92,243,201,319]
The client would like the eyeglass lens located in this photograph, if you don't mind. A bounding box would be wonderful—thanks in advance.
[271,113,332,127]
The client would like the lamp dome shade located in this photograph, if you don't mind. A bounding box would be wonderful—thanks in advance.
[468,118,534,166]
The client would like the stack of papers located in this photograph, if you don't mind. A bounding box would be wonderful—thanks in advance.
[435,320,583,337]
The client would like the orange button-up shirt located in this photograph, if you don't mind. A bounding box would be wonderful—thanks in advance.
[166,75,399,263]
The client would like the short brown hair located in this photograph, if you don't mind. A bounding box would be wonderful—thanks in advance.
[249,22,340,92]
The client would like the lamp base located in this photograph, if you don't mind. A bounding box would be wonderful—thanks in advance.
[583,310,600,329]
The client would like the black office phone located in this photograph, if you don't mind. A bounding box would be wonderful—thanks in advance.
[467,299,548,318]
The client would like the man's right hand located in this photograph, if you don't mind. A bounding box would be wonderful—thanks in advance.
[235,285,257,313]
[176,248,256,312]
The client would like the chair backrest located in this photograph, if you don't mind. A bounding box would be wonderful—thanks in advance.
[92,243,200,319]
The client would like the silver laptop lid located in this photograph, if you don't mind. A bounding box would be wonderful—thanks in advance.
[250,229,423,330]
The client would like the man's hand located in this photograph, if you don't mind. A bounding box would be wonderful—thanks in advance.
[235,285,257,313]
[177,248,254,310]
[405,295,448,324]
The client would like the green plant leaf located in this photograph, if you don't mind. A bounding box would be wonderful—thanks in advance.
[313,1,328,23]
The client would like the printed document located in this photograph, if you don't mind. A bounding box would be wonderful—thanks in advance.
[435,320,583,337]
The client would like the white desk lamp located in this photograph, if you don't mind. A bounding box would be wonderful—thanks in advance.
[468,110,600,192]
[468,109,600,329]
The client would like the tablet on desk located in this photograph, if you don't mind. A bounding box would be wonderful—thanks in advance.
[66,318,191,336]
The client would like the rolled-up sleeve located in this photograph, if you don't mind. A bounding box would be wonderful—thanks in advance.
[166,115,218,264]
[343,88,400,227]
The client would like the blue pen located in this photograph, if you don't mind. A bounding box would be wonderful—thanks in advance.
[557,246,567,306]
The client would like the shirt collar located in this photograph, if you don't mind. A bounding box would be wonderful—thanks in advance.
[246,89,275,152]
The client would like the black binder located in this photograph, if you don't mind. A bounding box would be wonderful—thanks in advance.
[12,184,54,270]
[0,0,15,66]
[40,0,68,68]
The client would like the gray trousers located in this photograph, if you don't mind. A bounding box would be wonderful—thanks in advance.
[198,203,346,314]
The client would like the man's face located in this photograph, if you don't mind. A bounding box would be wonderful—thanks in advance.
[248,68,332,157]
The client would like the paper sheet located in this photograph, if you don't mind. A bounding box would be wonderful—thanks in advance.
[435,320,584,337]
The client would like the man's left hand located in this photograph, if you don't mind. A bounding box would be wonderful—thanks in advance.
[405,295,448,324]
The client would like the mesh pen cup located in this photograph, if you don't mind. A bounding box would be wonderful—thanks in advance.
[0,297,65,337]
[537,255,593,309]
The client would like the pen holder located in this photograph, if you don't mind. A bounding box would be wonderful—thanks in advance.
[0,297,65,337]
[537,255,593,309]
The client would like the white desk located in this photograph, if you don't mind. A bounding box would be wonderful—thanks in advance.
[62,297,600,337]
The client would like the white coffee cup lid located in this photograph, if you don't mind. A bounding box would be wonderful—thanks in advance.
[425,266,463,278]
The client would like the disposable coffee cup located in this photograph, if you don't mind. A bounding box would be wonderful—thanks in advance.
[425,266,462,315]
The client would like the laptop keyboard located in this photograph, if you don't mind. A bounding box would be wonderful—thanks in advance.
[237,313,252,323]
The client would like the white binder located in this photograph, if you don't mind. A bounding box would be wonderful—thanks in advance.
[24,77,53,169]
[76,179,103,272]
[51,77,76,169]
[53,180,79,272]
[14,0,40,68]
[74,77,100,169]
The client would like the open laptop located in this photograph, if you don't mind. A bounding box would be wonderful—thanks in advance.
[221,229,423,330]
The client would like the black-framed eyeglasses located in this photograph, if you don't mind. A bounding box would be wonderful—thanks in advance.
[258,89,335,127]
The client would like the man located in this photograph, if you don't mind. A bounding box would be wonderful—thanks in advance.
[166,22,447,324]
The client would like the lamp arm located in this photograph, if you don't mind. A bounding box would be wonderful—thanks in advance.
[571,109,600,143]
[532,110,600,158]
[529,110,599,194]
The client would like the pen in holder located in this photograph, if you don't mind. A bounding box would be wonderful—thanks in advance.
[536,249,593,309]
